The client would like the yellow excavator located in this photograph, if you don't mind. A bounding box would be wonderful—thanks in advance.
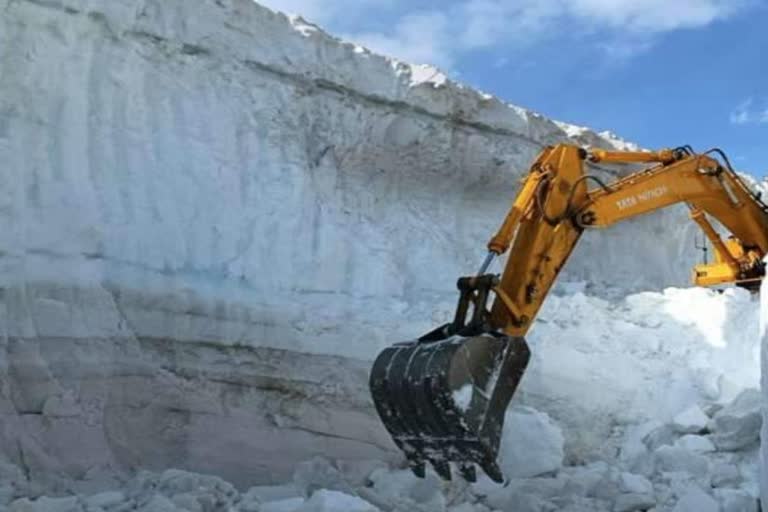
[369,144,768,483]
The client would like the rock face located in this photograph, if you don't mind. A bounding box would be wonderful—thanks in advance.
[0,0,760,492]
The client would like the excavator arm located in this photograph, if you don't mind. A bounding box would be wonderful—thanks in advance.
[488,144,768,337]
[369,144,768,483]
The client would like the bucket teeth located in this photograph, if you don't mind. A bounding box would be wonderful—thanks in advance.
[411,463,426,479]
[481,460,504,484]
[458,463,477,483]
[431,460,451,481]
[370,334,530,484]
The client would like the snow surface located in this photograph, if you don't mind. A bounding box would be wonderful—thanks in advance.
[0,0,766,510]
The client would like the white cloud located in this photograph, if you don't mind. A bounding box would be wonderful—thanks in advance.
[597,39,654,60]
[344,12,455,69]
[731,99,753,124]
[454,0,749,51]
[563,0,748,32]
[730,98,768,125]
[258,0,394,25]
[458,0,561,50]
[260,0,754,70]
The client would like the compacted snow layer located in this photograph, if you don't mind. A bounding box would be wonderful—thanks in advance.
[1,0,764,502]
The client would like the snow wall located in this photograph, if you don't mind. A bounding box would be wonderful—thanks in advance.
[0,0,760,494]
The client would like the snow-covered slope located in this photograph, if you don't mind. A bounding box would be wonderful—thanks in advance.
[0,0,762,505]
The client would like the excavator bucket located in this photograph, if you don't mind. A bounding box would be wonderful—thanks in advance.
[369,330,530,483]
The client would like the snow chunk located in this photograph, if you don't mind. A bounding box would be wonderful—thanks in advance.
[9,497,79,512]
[715,488,758,512]
[620,421,659,466]
[614,492,656,512]
[296,490,379,512]
[157,469,236,497]
[710,462,741,488]
[672,487,718,512]
[448,504,491,512]
[499,407,565,478]
[365,469,444,511]
[452,385,473,412]
[242,484,302,504]
[618,472,653,495]
[261,497,306,512]
[672,405,709,434]
[84,491,125,509]
[643,424,679,451]
[288,16,321,37]
[710,389,761,450]
[136,494,177,512]
[293,457,353,496]
[674,434,716,453]
[559,462,609,498]
[409,64,448,88]
[653,446,709,477]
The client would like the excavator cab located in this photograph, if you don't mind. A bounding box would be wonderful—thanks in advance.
[369,274,530,482]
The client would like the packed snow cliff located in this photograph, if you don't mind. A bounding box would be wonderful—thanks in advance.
[0,0,763,510]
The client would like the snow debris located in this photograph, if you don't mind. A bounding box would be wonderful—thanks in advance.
[619,421,659,466]
[674,435,716,453]
[614,492,656,512]
[710,462,742,488]
[709,388,762,451]
[8,496,79,512]
[653,446,710,478]
[297,489,379,512]
[452,385,473,412]
[288,16,322,37]
[643,424,679,452]
[671,405,710,434]
[672,486,718,512]
[293,457,354,497]
[241,484,302,504]
[83,491,125,509]
[618,472,653,495]
[498,407,565,478]
[261,497,307,512]
[715,488,759,512]
[0,288,760,512]
[2,423,761,512]
[366,468,446,510]
[409,64,449,88]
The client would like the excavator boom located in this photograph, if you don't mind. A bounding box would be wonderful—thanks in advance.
[370,144,768,482]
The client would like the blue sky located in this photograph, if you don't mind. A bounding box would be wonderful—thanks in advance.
[261,0,768,175]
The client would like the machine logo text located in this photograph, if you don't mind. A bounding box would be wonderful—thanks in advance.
[616,186,669,211]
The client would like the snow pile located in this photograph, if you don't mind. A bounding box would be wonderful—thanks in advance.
[520,286,760,462]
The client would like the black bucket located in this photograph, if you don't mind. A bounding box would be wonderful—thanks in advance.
[369,332,530,482]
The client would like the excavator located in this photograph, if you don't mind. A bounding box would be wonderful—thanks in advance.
[369,144,768,484]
